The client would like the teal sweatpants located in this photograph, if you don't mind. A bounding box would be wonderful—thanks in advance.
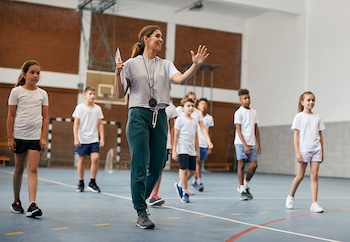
[126,107,167,215]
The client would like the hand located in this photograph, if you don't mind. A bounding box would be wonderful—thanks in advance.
[74,139,81,147]
[296,152,302,163]
[206,148,212,155]
[8,139,16,152]
[116,57,124,74]
[100,140,105,147]
[172,151,178,161]
[190,45,209,66]
[244,144,251,155]
[207,141,214,149]
[40,138,47,151]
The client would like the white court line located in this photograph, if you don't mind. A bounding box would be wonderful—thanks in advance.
[0,169,341,242]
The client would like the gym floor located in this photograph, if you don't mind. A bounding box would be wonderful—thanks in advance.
[0,166,349,242]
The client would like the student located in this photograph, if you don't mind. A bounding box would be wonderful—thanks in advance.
[114,25,209,229]
[176,91,213,192]
[72,86,105,193]
[148,102,177,206]
[7,60,49,217]
[233,89,261,201]
[173,97,199,203]
[286,91,325,213]
[194,98,214,192]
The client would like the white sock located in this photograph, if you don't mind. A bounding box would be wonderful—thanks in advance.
[240,185,246,193]
[197,178,201,184]
[244,179,249,189]
[178,181,182,187]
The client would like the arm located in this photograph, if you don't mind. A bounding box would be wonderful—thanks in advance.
[98,119,105,147]
[40,105,49,150]
[195,132,200,162]
[172,128,180,161]
[199,120,213,149]
[73,118,80,147]
[255,124,261,154]
[235,123,251,154]
[169,118,175,153]
[293,129,302,162]
[7,105,16,151]
[114,58,129,98]
[171,45,209,84]
[319,131,324,162]
[207,127,213,155]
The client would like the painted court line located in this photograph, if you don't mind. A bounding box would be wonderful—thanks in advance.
[0,170,342,241]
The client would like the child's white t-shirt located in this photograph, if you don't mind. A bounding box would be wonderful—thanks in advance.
[234,106,259,145]
[174,116,198,156]
[291,112,325,152]
[72,103,104,144]
[198,113,214,148]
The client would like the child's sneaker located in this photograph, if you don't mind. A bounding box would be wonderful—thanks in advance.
[181,193,190,203]
[192,181,199,189]
[245,188,253,199]
[11,200,24,214]
[240,191,249,201]
[174,182,183,198]
[136,211,155,229]
[26,202,42,218]
[310,202,323,213]
[198,183,204,192]
[76,182,84,192]
[285,195,294,209]
[149,194,165,206]
[88,182,101,193]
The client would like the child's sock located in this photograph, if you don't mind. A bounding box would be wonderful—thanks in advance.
[240,185,246,193]
[197,178,201,184]
[244,179,249,189]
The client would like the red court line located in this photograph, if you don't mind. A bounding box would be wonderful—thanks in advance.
[225,213,311,242]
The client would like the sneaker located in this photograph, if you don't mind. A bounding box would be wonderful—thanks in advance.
[76,182,84,192]
[198,183,204,192]
[240,191,249,201]
[149,195,165,206]
[136,211,155,229]
[310,202,324,213]
[285,196,294,209]
[192,181,199,189]
[87,182,101,193]
[174,182,183,198]
[11,200,24,214]
[26,203,42,218]
[181,193,190,203]
[245,188,253,199]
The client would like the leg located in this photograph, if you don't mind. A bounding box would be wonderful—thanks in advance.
[77,155,85,180]
[288,162,307,197]
[26,150,40,203]
[310,162,321,203]
[245,161,258,183]
[237,160,245,186]
[90,152,99,179]
[13,153,26,201]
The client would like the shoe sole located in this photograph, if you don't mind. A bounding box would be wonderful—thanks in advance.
[11,207,24,214]
[237,187,253,200]
[87,186,100,193]
[149,199,165,206]
[136,223,155,229]
[26,209,42,217]
[198,187,204,192]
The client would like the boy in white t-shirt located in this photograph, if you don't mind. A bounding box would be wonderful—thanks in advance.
[72,87,105,193]
[173,97,200,203]
[234,89,261,201]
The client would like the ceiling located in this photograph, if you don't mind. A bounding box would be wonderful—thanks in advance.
[130,0,269,19]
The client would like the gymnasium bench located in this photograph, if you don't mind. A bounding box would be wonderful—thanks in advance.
[0,155,10,166]
[168,162,233,171]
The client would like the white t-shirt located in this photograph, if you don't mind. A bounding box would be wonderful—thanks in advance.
[72,103,104,144]
[8,86,49,140]
[174,116,198,156]
[234,106,259,145]
[198,113,214,148]
[291,112,325,152]
[165,103,177,149]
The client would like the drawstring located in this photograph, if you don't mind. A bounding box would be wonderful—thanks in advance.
[152,109,158,128]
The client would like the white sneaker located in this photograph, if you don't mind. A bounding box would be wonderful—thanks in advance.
[285,196,294,209]
[310,202,324,213]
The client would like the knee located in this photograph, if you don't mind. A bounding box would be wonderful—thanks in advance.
[295,175,304,183]
[251,162,258,170]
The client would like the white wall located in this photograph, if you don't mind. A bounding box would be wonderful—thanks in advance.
[246,11,303,126]
[306,0,350,123]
